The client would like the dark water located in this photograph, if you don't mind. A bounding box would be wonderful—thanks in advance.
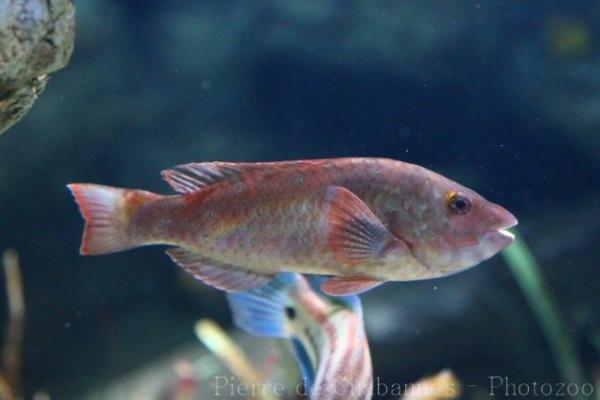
[0,1,599,399]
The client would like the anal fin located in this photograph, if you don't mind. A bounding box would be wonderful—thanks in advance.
[166,247,272,291]
[321,275,384,296]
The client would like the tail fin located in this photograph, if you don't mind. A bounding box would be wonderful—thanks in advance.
[67,183,157,255]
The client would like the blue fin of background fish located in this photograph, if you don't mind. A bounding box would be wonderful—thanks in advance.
[226,272,300,338]
[291,337,315,392]
[306,274,364,317]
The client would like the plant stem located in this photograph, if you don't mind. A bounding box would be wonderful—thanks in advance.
[502,231,586,398]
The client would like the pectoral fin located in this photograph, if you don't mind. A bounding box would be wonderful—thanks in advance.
[321,275,384,296]
[166,248,272,291]
[324,185,409,265]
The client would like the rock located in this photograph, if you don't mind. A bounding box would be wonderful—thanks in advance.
[0,0,75,134]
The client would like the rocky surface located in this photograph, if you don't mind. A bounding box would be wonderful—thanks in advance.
[0,0,75,134]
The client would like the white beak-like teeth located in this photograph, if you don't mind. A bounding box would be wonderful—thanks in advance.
[497,229,515,241]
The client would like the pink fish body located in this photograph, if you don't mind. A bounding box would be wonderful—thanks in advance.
[68,157,517,295]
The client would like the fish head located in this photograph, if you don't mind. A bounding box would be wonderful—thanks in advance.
[386,166,518,276]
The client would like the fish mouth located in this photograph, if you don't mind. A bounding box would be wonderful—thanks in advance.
[438,213,518,274]
[484,228,515,245]
[483,216,518,249]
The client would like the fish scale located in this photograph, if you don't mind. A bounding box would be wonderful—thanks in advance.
[68,157,517,295]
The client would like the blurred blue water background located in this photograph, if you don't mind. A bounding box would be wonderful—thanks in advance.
[0,1,599,398]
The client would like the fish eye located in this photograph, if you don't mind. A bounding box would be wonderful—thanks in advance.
[285,306,296,320]
[446,191,472,215]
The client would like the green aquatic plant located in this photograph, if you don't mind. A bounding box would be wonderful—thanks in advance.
[593,332,600,356]
[502,231,586,398]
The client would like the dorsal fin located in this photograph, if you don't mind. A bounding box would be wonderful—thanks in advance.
[161,162,251,194]
[160,159,335,194]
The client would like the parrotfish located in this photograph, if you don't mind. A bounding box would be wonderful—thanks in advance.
[67,157,517,295]
[227,273,373,400]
